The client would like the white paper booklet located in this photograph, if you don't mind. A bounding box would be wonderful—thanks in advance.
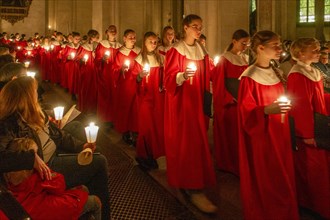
[60,105,81,129]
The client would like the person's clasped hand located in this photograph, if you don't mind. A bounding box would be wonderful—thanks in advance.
[83,142,96,153]
[34,152,52,180]
[264,101,292,115]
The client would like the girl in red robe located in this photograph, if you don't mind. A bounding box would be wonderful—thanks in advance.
[287,38,330,219]
[61,32,80,94]
[132,32,166,169]
[238,30,299,220]
[158,26,175,56]
[39,37,52,81]
[164,14,217,214]
[112,29,141,143]
[211,29,250,176]
[75,30,99,114]
[49,33,64,84]
[95,25,122,124]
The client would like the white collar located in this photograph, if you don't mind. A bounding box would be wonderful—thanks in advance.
[288,61,322,82]
[240,65,281,85]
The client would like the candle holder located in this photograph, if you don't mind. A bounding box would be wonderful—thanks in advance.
[85,122,99,143]
[277,96,291,123]
[53,106,64,128]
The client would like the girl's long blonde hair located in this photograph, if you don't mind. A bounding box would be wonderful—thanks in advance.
[0,76,45,130]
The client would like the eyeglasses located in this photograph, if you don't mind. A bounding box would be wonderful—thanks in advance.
[241,42,251,47]
[189,25,203,32]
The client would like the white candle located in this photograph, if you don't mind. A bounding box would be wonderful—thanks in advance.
[27,51,31,56]
[105,50,110,57]
[83,54,89,64]
[85,122,99,143]
[187,62,197,85]
[53,106,64,120]
[143,63,150,83]
[70,52,76,59]
[50,45,54,50]
[214,55,220,66]
[124,60,130,69]
[24,61,30,68]
[27,71,36,78]
[277,96,290,123]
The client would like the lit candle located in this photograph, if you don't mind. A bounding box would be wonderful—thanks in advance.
[214,55,220,66]
[277,96,291,123]
[45,46,50,51]
[32,43,35,47]
[27,51,31,56]
[187,62,197,85]
[85,122,99,143]
[70,52,76,59]
[281,52,287,57]
[17,46,21,50]
[53,106,64,120]
[50,45,54,50]
[48,25,51,29]
[83,54,89,64]
[104,51,110,63]
[124,60,130,69]
[24,61,30,68]
[26,71,36,78]
[143,63,150,83]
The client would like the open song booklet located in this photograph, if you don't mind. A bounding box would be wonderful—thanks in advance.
[60,104,81,129]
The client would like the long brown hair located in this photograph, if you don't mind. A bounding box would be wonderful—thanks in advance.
[226,29,249,51]
[0,76,45,129]
[141,32,162,66]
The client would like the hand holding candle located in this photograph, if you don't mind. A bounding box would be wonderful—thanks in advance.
[24,61,30,68]
[85,122,99,143]
[214,55,220,66]
[142,63,151,83]
[83,54,89,64]
[186,62,197,85]
[53,106,64,128]
[70,52,75,59]
[124,60,130,71]
[27,71,36,78]
[276,96,291,123]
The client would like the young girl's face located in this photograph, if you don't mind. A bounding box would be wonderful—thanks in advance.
[299,45,320,63]
[124,32,136,48]
[184,19,203,40]
[91,35,99,43]
[145,36,158,52]
[165,29,175,43]
[260,37,282,60]
[233,37,250,53]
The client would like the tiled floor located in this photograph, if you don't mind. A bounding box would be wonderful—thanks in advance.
[41,82,320,220]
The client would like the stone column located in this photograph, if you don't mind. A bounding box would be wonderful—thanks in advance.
[257,0,274,31]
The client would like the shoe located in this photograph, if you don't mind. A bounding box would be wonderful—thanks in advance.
[190,192,218,214]
[156,156,167,170]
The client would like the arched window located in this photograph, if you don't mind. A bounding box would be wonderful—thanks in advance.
[298,0,330,23]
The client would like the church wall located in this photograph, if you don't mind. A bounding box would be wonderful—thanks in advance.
[0,0,46,38]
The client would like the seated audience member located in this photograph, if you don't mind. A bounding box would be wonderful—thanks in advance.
[0,138,101,220]
[0,62,26,90]
[0,76,110,220]
[312,48,330,93]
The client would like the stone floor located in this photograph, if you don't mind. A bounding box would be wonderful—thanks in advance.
[41,81,320,220]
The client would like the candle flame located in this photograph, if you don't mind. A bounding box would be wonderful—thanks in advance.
[27,71,36,78]
[105,51,110,56]
[143,63,150,72]
[187,62,197,71]
[71,52,75,58]
[124,60,130,67]
[214,56,220,65]
[84,54,89,61]
[53,106,64,120]
[277,96,289,103]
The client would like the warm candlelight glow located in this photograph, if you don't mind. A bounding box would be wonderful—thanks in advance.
[48,25,51,29]
[45,46,50,51]
[53,106,64,120]
[50,45,54,50]
[214,55,220,66]
[281,52,287,57]
[105,51,110,57]
[27,71,36,78]
[85,122,99,143]
[32,43,35,47]
[187,62,197,72]
[27,51,31,56]
[70,52,76,58]
[24,61,30,68]
[143,63,150,73]
[17,46,21,50]
[124,60,130,69]
[277,96,291,123]
[83,54,89,63]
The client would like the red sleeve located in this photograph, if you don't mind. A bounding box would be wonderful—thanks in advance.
[238,77,268,136]
[164,48,183,95]
[40,172,66,194]
[287,73,314,138]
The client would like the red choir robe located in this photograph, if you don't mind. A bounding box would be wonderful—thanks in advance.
[39,45,52,81]
[133,54,165,159]
[238,65,299,220]
[75,43,98,114]
[22,47,38,71]
[164,41,216,189]
[112,46,141,133]
[1,172,87,220]
[158,45,172,56]
[211,51,248,176]
[287,61,330,219]
[49,42,62,84]
[60,43,79,92]
[94,40,121,123]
